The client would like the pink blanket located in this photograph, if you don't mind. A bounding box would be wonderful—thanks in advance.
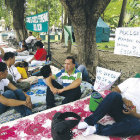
[0,90,139,140]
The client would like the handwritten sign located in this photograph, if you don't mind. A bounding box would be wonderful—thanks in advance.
[114,27,140,57]
[26,11,48,32]
[94,67,121,92]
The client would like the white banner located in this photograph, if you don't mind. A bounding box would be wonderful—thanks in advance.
[114,27,140,57]
[94,67,121,92]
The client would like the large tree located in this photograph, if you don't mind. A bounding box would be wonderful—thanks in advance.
[5,0,27,42]
[59,0,111,72]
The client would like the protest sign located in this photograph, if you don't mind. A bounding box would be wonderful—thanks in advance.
[94,67,121,92]
[26,11,48,32]
[114,27,140,57]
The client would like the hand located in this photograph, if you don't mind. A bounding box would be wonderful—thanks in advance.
[123,98,134,108]
[22,100,32,109]
[26,96,32,109]
[50,87,58,94]
[123,105,136,116]
[25,102,32,109]
[57,89,64,94]
[26,95,31,104]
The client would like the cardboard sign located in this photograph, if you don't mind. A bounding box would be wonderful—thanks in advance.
[114,27,140,57]
[94,67,121,92]
[26,11,48,32]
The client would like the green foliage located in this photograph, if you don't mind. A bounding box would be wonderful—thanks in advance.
[25,0,62,28]
[1,0,139,31]
[103,0,140,28]
[0,0,12,29]
[125,0,140,26]
[103,0,123,28]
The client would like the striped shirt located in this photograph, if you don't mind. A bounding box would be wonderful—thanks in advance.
[54,68,82,87]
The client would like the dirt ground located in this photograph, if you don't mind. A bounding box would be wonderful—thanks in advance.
[45,42,140,82]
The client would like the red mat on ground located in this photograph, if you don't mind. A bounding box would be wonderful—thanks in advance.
[0,90,139,140]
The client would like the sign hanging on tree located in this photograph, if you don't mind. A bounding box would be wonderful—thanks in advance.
[114,27,140,57]
[26,11,48,32]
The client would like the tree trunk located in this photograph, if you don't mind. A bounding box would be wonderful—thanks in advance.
[5,0,27,42]
[73,20,98,72]
[118,0,127,27]
[60,0,111,73]
[67,37,72,53]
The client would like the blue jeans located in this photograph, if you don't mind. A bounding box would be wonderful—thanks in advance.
[77,65,89,82]
[84,92,140,137]
[0,89,32,117]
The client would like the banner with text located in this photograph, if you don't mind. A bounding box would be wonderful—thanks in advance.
[26,11,48,32]
[114,27,140,57]
[94,67,121,92]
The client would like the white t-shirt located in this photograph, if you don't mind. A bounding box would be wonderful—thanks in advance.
[0,79,9,94]
[25,36,36,44]
[8,65,21,82]
[118,78,140,114]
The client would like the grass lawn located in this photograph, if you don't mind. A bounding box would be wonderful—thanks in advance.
[45,40,115,51]
[72,41,115,51]
[97,41,115,51]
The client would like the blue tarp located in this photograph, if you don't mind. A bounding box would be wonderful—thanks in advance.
[96,17,110,43]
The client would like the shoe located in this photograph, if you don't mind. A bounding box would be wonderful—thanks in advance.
[78,121,88,129]
[82,126,96,136]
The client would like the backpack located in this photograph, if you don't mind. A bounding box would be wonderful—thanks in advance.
[51,112,81,140]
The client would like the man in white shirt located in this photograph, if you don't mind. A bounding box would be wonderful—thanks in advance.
[4,52,30,92]
[0,62,32,117]
[25,32,36,44]
[78,78,140,137]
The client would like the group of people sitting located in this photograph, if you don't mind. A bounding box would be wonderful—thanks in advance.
[0,37,140,137]
[0,32,49,117]
[0,56,90,116]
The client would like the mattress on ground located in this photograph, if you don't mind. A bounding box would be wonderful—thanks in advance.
[0,78,93,124]
[26,64,94,105]
[15,55,34,61]
[3,47,16,52]
[27,79,94,105]
[15,55,50,67]
[0,91,139,140]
